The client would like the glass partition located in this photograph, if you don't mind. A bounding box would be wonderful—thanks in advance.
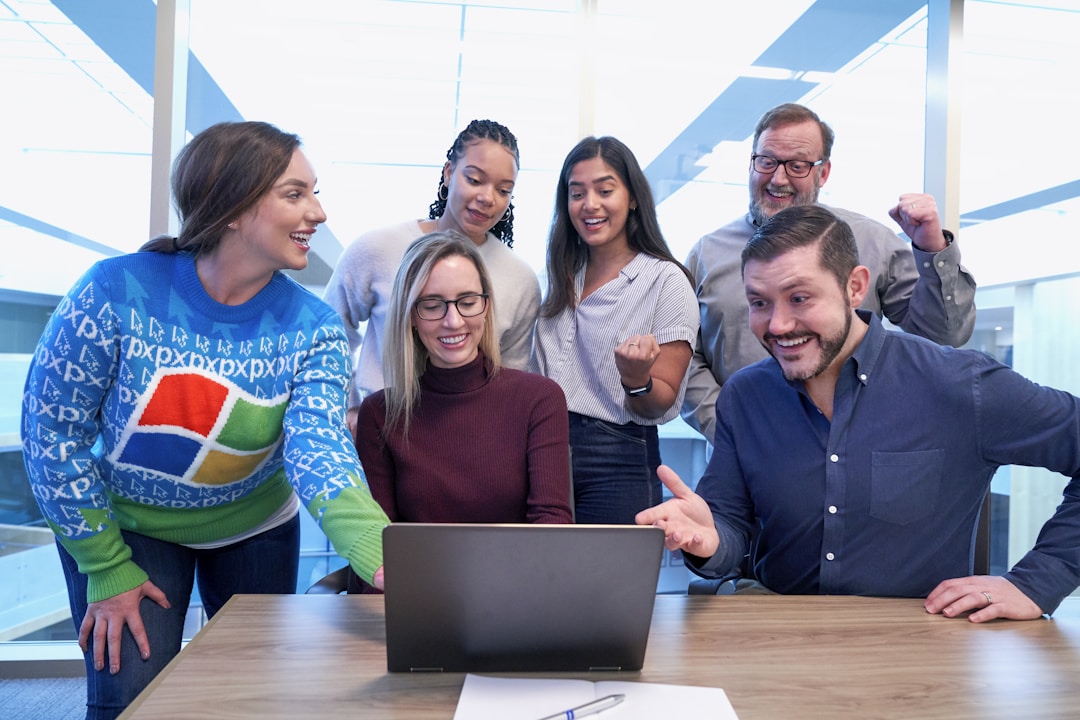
[1,0,153,645]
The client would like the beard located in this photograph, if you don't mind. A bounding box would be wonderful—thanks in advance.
[766,298,852,382]
[749,175,823,226]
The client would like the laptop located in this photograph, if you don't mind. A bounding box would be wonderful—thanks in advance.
[382,523,665,673]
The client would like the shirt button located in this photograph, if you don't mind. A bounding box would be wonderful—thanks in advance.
[859,373,867,382]
[937,260,946,268]
[923,261,931,268]
[830,454,839,463]
[826,552,835,561]
[945,295,952,301]
[828,505,837,514]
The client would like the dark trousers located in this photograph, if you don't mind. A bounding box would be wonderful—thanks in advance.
[57,515,300,720]
[568,412,661,525]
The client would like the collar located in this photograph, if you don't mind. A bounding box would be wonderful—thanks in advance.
[420,351,492,395]
[848,309,885,387]
[573,251,647,288]
[620,251,648,282]
[780,309,879,394]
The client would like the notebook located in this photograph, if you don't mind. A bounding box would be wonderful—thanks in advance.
[382,522,665,673]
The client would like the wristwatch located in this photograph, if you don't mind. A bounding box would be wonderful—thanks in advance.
[622,377,653,397]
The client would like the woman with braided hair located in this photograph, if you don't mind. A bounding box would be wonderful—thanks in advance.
[323,119,541,433]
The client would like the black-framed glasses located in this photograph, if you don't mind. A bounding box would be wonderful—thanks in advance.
[413,293,489,320]
[751,154,824,178]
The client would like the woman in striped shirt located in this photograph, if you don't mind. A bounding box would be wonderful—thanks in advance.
[532,136,699,525]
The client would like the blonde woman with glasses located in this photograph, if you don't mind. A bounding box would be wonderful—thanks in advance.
[346,231,572,592]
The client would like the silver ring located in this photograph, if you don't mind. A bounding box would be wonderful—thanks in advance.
[629,342,639,347]
[910,202,917,210]
[982,591,992,605]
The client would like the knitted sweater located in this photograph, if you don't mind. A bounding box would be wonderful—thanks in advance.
[20,252,388,602]
[355,353,572,524]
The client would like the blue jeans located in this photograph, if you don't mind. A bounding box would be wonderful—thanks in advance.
[57,514,300,720]
[568,412,661,525]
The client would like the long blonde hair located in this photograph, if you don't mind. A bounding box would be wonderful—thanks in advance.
[382,231,500,438]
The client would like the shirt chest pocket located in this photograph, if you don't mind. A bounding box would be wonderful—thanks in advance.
[869,449,944,526]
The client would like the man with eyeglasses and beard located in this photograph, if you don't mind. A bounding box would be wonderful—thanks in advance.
[681,103,977,446]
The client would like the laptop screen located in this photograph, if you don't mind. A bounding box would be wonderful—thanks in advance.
[383,523,665,672]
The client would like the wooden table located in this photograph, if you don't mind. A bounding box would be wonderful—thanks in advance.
[119,594,1080,719]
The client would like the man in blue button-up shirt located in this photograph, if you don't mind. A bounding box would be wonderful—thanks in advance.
[638,204,1080,621]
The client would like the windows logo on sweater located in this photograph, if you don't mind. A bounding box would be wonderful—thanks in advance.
[110,368,288,486]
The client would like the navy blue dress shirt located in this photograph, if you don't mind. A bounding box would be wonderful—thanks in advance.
[693,310,1080,613]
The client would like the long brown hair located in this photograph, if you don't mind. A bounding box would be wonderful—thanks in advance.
[541,136,692,318]
[140,121,301,256]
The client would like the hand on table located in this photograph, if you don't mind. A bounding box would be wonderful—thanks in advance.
[924,575,1044,622]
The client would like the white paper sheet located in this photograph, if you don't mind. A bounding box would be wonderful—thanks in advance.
[452,673,739,719]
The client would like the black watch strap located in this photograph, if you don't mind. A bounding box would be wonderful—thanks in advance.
[622,377,653,397]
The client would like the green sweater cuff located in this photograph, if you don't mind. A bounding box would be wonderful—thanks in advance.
[52,519,151,603]
[313,485,387,584]
[86,560,151,604]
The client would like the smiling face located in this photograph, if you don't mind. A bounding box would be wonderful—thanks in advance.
[438,139,517,245]
[413,255,488,369]
[744,242,861,384]
[749,120,831,226]
[232,148,326,273]
[567,156,635,252]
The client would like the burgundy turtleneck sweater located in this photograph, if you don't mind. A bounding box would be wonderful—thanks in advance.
[355,353,573,525]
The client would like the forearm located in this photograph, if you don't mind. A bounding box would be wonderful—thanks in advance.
[57,528,149,604]
[682,520,746,580]
[288,325,389,582]
[525,391,573,524]
[1003,480,1080,616]
[354,402,399,521]
[892,237,976,347]
[22,273,127,600]
[316,486,388,585]
[624,375,680,419]
[623,341,693,420]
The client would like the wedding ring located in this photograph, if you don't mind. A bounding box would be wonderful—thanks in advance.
[982,591,993,605]
[629,342,639,347]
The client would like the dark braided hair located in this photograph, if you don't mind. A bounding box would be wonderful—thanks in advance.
[427,119,520,248]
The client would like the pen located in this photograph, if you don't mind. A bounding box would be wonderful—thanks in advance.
[535,693,625,720]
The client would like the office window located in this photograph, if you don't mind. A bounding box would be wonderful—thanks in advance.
[1,0,153,644]
[188,0,580,278]
[588,1,929,266]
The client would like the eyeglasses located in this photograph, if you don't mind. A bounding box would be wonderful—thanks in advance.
[414,293,489,320]
[751,154,824,179]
